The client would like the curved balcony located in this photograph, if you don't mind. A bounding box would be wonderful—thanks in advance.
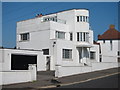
[76,42,92,48]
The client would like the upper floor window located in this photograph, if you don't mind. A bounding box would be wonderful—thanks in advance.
[43,16,57,22]
[77,32,89,42]
[62,49,72,59]
[20,33,29,41]
[70,32,73,41]
[77,16,89,22]
[56,31,65,39]
[77,16,79,22]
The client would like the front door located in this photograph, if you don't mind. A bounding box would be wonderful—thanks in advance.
[46,56,50,71]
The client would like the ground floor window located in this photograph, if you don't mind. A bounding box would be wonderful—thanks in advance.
[62,49,72,59]
[90,51,96,59]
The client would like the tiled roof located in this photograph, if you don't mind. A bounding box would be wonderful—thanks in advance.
[98,25,120,40]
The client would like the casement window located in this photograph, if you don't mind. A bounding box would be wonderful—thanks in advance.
[70,32,73,41]
[77,32,89,42]
[90,51,96,59]
[63,49,72,59]
[20,33,29,41]
[56,31,65,39]
[42,49,49,55]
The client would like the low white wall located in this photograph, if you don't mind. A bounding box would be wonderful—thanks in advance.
[0,64,36,85]
[92,62,119,71]
[55,62,119,78]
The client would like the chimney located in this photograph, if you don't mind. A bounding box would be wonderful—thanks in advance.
[109,24,115,29]
[36,13,43,17]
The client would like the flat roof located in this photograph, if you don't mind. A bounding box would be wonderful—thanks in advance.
[17,8,89,23]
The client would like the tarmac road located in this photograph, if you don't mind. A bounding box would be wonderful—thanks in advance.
[56,73,119,88]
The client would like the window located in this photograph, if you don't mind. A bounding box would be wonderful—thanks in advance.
[83,16,85,22]
[77,32,79,41]
[77,16,88,22]
[70,32,73,41]
[21,33,29,41]
[103,40,105,43]
[86,16,88,22]
[110,40,112,51]
[80,32,82,41]
[56,31,65,39]
[90,52,95,59]
[86,32,89,42]
[118,51,120,56]
[63,49,72,59]
[80,16,82,22]
[86,16,89,22]
[77,32,89,42]
[43,16,57,22]
[83,32,86,41]
[42,49,49,55]
[77,16,79,22]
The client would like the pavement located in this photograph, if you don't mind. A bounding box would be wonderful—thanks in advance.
[2,67,120,90]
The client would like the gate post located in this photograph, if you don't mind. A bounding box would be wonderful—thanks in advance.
[28,64,37,81]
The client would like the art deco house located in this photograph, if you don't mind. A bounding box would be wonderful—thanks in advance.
[16,9,99,71]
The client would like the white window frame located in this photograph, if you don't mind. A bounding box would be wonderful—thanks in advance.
[56,31,65,39]
[62,49,72,59]
[20,33,29,41]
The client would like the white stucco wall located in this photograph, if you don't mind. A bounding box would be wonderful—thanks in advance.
[1,64,37,85]
[55,62,119,78]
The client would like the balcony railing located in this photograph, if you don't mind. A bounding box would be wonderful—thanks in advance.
[43,18,66,24]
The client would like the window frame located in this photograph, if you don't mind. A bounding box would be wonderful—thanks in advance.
[62,49,72,59]
[56,31,65,39]
[70,32,73,41]
[20,33,30,41]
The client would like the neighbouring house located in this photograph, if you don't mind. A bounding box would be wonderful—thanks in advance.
[16,9,100,71]
[97,25,120,63]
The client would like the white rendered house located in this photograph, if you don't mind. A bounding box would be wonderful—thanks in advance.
[97,25,120,62]
[16,9,100,71]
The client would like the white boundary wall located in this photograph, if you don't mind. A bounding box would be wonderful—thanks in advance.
[0,64,36,85]
[55,62,120,77]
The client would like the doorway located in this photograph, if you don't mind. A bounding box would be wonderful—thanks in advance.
[46,56,50,71]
